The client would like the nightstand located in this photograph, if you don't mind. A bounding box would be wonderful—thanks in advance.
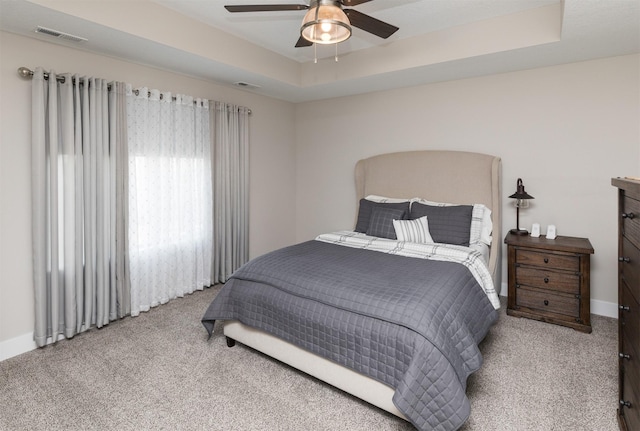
[504,233,594,333]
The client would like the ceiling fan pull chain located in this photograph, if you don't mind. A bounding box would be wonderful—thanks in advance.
[314,42,318,64]
[335,41,339,62]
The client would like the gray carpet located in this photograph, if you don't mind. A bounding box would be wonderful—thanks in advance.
[0,286,618,431]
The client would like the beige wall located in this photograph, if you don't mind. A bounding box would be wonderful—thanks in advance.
[0,31,297,349]
[295,54,640,308]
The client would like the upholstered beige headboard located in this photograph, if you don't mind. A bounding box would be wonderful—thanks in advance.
[355,150,502,290]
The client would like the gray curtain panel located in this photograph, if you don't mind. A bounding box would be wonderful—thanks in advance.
[31,68,128,347]
[110,82,131,319]
[212,102,250,283]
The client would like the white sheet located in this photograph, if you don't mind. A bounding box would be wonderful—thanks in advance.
[470,242,490,266]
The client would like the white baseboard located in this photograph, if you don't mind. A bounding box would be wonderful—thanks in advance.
[590,299,618,319]
[500,282,618,319]
[500,281,509,297]
[0,332,37,362]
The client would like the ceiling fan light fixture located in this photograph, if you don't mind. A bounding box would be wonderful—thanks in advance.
[301,0,351,45]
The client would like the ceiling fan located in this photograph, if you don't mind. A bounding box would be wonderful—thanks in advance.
[224,0,399,48]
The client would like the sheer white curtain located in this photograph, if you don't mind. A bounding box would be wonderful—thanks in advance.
[212,102,250,282]
[31,68,129,347]
[126,87,212,316]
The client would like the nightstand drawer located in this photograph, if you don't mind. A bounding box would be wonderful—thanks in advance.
[622,195,640,249]
[516,266,580,295]
[515,249,579,272]
[516,287,579,318]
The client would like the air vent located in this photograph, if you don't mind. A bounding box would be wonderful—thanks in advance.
[35,26,88,43]
[233,81,261,90]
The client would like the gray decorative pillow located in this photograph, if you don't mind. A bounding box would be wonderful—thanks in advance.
[355,199,410,233]
[410,202,473,246]
[366,207,406,239]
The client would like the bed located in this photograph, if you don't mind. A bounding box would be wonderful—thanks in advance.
[202,150,502,431]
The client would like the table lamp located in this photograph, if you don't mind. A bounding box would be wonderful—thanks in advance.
[509,178,534,235]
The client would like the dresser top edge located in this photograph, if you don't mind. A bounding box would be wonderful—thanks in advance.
[612,177,640,198]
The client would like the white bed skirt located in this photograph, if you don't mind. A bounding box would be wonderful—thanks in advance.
[224,320,407,420]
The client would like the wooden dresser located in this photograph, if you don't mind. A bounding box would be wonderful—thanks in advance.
[505,233,593,333]
[612,177,640,431]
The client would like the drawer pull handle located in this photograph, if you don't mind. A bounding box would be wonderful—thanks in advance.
[543,258,549,263]
[619,353,631,360]
[620,400,632,408]
[619,305,630,311]
[619,257,631,263]
[544,300,549,306]
[543,277,549,283]
[622,212,635,219]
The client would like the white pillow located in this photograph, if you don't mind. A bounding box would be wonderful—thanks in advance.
[393,216,434,244]
[365,194,410,203]
[410,198,493,246]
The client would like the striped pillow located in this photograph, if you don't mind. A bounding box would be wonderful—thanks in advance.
[393,216,434,244]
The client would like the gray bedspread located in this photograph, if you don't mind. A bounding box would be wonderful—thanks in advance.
[202,240,498,430]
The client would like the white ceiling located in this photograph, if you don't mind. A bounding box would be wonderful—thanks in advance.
[154,0,559,63]
[1,0,639,103]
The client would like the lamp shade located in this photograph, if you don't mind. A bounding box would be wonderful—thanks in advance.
[301,0,351,45]
[509,178,534,200]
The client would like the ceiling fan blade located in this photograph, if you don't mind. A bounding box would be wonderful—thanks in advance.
[225,4,308,13]
[341,0,373,6]
[295,36,313,48]
[344,9,398,39]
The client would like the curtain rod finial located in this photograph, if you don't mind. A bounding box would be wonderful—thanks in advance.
[18,67,33,79]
